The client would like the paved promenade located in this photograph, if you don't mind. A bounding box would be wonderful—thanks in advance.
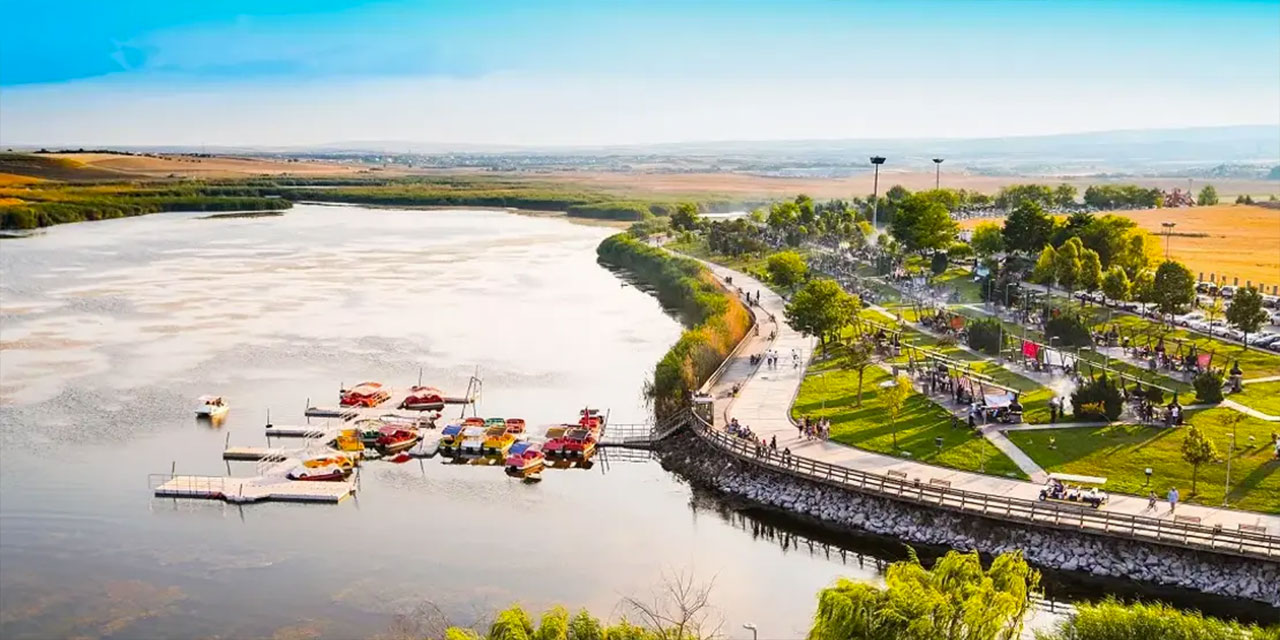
[691,258,1280,535]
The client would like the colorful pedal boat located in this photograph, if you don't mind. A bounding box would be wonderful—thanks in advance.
[376,428,420,455]
[482,425,516,455]
[504,418,526,434]
[400,385,445,411]
[288,463,352,482]
[504,441,545,473]
[563,427,597,459]
[340,381,390,407]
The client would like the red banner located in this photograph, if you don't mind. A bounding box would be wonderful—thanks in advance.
[1022,340,1039,359]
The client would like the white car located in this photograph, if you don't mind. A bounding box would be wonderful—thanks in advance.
[1188,319,1211,333]
[1219,285,1237,298]
[1248,332,1280,347]
[1176,312,1204,327]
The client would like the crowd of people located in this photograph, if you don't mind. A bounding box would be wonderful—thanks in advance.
[796,415,830,441]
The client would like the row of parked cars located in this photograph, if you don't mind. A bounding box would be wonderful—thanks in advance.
[1072,290,1280,352]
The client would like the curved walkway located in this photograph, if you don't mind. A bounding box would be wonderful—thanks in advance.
[692,259,1280,536]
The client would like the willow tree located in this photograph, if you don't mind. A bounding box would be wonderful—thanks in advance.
[808,549,1039,640]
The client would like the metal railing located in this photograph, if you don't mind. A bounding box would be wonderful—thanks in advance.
[688,412,1279,561]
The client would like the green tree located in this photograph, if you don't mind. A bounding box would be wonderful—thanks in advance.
[1040,598,1267,640]
[1226,286,1270,348]
[1053,183,1078,208]
[971,221,1005,257]
[785,278,859,348]
[842,336,878,407]
[488,607,537,640]
[1131,269,1155,305]
[1203,297,1224,336]
[669,202,701,231]
[1115,230,1157,279]
[767,201,799,234]
[766,250,808,292]
[1031,245,1058,292]
[1152,260,1196,323]
[809,549,1039,640]
[533,606,570,640]
[1079,248,1102,293]
[1002,200,1056,254]
[567,610,605,640]
[1100,266,1131,304]
[1196,185,1219,206]
[1054,237,1083,293]
[1180,425,1219,495]
[890,193,958,253]
[882,374,913,450]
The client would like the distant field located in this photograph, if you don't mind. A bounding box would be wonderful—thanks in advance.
[0,152,365,181]
[961,204,1280,288]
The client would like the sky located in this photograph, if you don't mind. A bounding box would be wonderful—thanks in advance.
[1,0,1277,147]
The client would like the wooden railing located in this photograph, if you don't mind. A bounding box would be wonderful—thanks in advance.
[688,413,1279,561]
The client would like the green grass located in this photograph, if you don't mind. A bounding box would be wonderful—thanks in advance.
[933,266,983,304]
[792,347,1028,479]
[664,237,786,293]
[1007,407,1280,513]
[1230,381,1280,417]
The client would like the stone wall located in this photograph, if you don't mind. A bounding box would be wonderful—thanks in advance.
[656,433,1280,606]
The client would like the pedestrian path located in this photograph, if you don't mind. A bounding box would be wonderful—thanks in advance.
[1223,399,1280,422]
[686,255,1280,535]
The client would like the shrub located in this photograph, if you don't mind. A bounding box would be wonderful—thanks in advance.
[1071,374,1123,421]
[930,251,949,275]
[1193,369,1224,404]
[966,317,1004,356]
[1045,313,1092,348]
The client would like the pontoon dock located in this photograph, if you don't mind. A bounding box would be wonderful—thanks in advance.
[150,474,355,503]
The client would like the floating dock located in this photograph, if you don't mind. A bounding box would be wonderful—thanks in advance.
[150,473,355,504]
[264,423,336,438]
[222,446,292,461]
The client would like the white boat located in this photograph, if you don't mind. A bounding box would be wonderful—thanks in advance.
[196,395,229,418]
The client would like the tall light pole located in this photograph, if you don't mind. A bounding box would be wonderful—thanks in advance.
[1161,221,1176,260]
[870,156,886,229]
[932,158,944,190]
[743,623,758,640]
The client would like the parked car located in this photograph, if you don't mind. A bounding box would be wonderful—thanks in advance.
[1175,311,1205,327]
[1249,332,1280,347]
[1219,285,1237,298]
[1262,294,1280,310]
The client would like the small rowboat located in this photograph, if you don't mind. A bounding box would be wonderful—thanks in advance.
[377,429,420,455]
[400,385,445,411]
[196,395,228,419]
[288,463,351,482]
[504,441,545,475]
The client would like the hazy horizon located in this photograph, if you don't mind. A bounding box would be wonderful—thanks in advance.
[1,1,1278,147]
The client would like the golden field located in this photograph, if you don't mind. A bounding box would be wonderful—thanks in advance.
[961,204,1280,288]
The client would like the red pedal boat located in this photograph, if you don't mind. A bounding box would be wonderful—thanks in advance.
[400,385,445,411]
[340,381,390,408]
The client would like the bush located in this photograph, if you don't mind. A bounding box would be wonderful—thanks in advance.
[967,317,1004,356]
[930,251,949,275]
[1193,369,1224,404]
[1071,374,1123,421]
[1040,597,1267,640]
[1045,313,1093,348]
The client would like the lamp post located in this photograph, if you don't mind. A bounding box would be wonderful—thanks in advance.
[870,156,887,229]
[743,623,758,640]
[932,158,944,190]
[1161,222,1176,260]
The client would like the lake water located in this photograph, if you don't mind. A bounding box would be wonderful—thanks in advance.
[0,204,1267,639]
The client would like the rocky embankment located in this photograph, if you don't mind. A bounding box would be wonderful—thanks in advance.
[657,433,1280,606]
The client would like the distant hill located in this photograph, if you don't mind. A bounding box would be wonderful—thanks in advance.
[0,153,128,181]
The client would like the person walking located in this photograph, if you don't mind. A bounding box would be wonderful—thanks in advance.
[1147,491,1157,511]
[1167,487,1179,513]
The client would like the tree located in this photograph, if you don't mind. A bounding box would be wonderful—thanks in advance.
[1079,248,1102,293]
[1031,245,1057,292]
[1180,425,1219,495]
[842,337,877,407]
[621,571,721,640]
[809,549,1039,640]
[1100,266,1131,305]
[1196,185,1219,206]
[784,278,858,347]
[1152,260,1197,324]
[1002,200,1055,254]
[1114,229,1158,279]
[766,201,799,234]
[971,222,1005,257]
[669,202,701,232]
[766,250,808,292]
[930,251,949,276]
[1203,297,1224,336]
[1053,183,1078,208]
[1054,237,1083,294]
[882,374,913,450]
[1131,269,1155,305]
[1040,598,1266,640]
[890,193,957,253]
[1226,286,1270,348]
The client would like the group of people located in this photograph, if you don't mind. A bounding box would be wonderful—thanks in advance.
[757,348,801,370]
[796,415,830,441]
[1120,339,1208,375]
[1039,478,1108,508]
[727,418,757,442]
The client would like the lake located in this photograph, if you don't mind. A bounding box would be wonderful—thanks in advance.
[0,204,1267,639]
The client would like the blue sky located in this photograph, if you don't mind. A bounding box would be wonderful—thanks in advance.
[1,0,1277,146]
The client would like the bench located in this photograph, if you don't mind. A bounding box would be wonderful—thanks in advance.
[1174,515,1202,525]
[928,478,952,489]
[1238,523,1266,534]
[885,469,908,480]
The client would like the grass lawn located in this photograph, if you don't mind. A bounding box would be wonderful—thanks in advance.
[1230,381,1280,417]
[1007,407,1280,513]
[792,346,1028,479]
[933,266,984,304]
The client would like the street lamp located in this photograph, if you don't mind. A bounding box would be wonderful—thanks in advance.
[932,158,944,190]
[870,156,887,229]
[743,623,758,640]
[1161,222,1176,260]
